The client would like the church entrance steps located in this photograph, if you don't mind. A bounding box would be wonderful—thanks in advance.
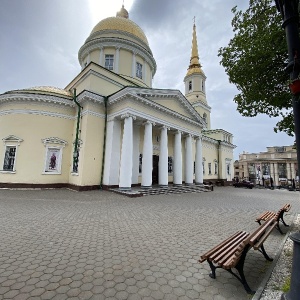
[110,184,212,197]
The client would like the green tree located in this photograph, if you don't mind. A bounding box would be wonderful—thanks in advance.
[218,0,294,135]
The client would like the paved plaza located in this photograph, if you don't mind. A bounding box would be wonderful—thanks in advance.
[0,187,299,300]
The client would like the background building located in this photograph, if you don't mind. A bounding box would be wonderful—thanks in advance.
[0,5,235,190]
[236,145,298,187]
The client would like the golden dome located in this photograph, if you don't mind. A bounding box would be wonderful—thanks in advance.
[90,16,149,47]
[7,86,72,97]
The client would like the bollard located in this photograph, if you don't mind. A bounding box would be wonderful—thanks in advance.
[281,232,300,300]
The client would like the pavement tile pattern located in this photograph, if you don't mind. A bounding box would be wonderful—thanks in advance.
[0,187,299,300]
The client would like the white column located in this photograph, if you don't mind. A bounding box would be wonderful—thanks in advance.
[132,52,136,77]
[274,163,278,186]
[173,131,182,185]
[159,126,169,186]
[119,114,135,189]
[115,47,120,73]
[287,162,291,180]
[291,163,296,179]
[195,136,203,184]
[270,163,274,181]
[103,119,121,186]
[142,121,154,188]
[99,47,104,66]
[185,134,193,184]
[132,125,140,185]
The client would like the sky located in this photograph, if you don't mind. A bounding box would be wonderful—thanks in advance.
[0,0,295,160]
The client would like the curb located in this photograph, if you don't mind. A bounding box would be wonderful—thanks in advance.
[252,213,297,300]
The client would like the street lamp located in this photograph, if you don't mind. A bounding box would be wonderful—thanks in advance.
[275,2,300,299]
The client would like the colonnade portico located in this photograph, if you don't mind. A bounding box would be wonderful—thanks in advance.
[114,114,204,190]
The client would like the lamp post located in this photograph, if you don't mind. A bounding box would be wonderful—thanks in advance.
[275,1,300,299]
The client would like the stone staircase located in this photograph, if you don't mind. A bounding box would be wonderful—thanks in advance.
[110,184,212,197]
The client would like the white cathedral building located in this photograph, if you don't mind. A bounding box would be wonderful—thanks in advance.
[0,5,235,191]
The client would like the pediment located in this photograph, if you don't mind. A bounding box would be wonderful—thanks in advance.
[108,87,206,128]
[41,137,68,146]
[135,89,201,122]
[2,135,23,144]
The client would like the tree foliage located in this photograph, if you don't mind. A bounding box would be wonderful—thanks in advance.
[218,0,294,135]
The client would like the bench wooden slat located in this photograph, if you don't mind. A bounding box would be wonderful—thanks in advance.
[253,222,277,250]
[222,240,248,269]
[249,218,275,245]
[199,231,245,263]
[211,232,249,264]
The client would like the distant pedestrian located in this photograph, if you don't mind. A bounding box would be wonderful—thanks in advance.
[270,177,274,188]
[292,178,296,190]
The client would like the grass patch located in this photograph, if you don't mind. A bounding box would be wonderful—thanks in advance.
[281,276,291,292]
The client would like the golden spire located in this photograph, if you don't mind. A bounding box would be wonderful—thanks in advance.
[186,19,204,76]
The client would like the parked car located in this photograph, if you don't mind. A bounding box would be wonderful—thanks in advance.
[233,180,254,189]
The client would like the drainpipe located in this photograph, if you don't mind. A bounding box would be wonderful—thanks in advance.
[218,140,221,180]
[100,96,108,189]
[73,88,81,172]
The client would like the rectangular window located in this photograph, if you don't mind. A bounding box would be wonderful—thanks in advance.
[189,81,192,91]
[136,62,143,79]
[3,146,16,171]
[168,157,173,173]
[208,163,212,175]
[105,54,114,70]
[202,162,205,174]
[214,162,218,175]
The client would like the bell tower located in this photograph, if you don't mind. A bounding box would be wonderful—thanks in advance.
[184,21,211,129]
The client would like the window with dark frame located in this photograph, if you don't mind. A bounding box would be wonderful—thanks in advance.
[139,154,143,173]
[136,62,143,79]
[168,157,173,173]
[3,146,16,171]
[105,54,114,70]
[208,163,212,175]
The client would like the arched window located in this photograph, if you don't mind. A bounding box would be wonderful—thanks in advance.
[189,81,192,91]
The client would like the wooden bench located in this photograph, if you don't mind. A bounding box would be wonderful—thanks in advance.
[198,218,276,294]
[256,203,291,234]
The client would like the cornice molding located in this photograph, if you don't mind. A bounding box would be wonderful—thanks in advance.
[108,87,206,128]
[41,137,68,146]
[81,109,105,119]
[0,93,74,107]
[77,90,105,105]
[2,135,23,145]
[192,100,211,112]
[0,109,75,120]
[107,107,201,137]
[78,37,157,75]
[86,29,151,54]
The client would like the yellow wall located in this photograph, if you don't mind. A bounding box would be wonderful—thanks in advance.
[0,112,74,184]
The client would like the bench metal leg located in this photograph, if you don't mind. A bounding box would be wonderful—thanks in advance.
[276,223,284,234]
[230,246,255,295]
[228,266,255,295]
[259,244,273,261]
[207,246,255,295]
[207,260,218,279]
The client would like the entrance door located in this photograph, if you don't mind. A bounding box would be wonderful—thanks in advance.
[152,155,159,185]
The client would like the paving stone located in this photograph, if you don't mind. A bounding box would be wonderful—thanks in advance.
[0,188,299,300]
